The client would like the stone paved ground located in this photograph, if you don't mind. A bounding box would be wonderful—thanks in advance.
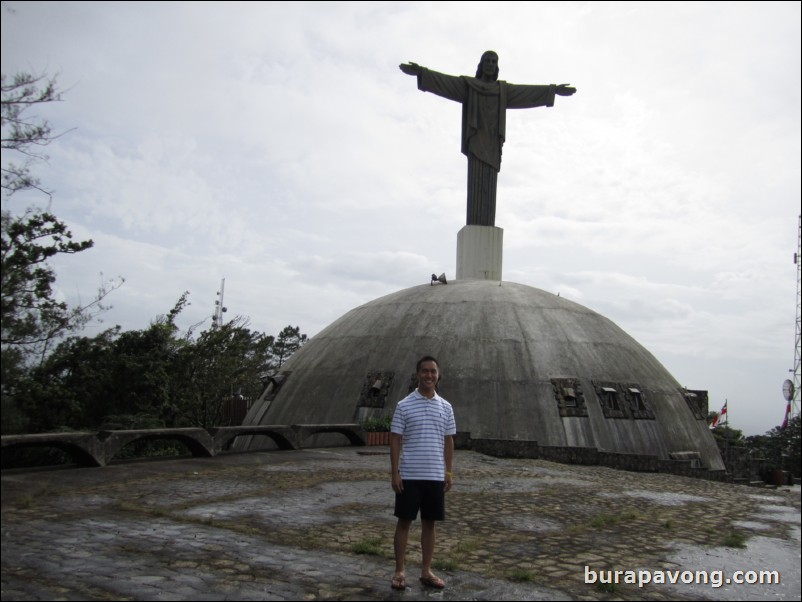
[1,448,800,601]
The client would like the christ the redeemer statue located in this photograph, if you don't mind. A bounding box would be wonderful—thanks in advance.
[400,51,576,226]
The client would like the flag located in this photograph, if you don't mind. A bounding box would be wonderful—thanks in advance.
[782,401,791,429]
[710,401,728,429]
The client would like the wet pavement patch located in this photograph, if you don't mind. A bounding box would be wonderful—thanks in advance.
[2,448,799,601]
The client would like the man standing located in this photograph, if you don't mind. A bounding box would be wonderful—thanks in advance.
[390,356,456,591]
[400,51,576,226]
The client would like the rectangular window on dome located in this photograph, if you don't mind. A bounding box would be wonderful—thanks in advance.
[629,388,645,411]
[601,387,619,411]
[682,389,708,420]
[550,378,588,417]
[593,381,629,419]
[623,383,655,420]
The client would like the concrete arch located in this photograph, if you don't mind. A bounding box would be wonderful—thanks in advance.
[292,424,366,447]
[99,429,214,465]
[1,433,105,467]
[208,426,298,454]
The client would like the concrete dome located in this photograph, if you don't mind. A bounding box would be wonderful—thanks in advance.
[245,279,723,470]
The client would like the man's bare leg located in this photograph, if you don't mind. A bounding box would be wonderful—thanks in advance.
[420,519,444,587]
[393,518,412,588]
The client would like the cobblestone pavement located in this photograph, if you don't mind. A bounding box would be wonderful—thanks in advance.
[2,448,800,601]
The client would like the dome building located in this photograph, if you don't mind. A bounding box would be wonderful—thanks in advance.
[242,235,723,471]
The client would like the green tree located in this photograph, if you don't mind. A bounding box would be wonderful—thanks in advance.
[0,342,30,432]
[11,327,120,433]
[6,287,309,437]
[745,415,801,478]
[1,71,121,379]
[269,325,308,374]
[2,72,62,197]
[172,316,274,428]
[6,295,189,434]
[2,210,94,347]
[709,424,745,447]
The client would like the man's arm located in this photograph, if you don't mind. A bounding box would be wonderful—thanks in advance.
[444,435,454,492]
[390,432,404,493]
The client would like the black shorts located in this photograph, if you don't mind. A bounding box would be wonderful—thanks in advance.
[394,480,445,521]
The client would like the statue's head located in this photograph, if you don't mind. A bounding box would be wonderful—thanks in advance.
[475,51,499,81]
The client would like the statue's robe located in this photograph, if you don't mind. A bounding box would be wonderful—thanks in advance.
[416,69,556,226]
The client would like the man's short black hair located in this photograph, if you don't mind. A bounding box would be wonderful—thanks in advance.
[416,356,440,372]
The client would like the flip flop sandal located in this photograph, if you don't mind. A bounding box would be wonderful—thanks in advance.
[419,575,445,589]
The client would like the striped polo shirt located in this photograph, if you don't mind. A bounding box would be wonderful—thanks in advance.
[391,389,456,481]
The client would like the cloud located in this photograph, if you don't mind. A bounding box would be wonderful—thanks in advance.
[3,1,799,436]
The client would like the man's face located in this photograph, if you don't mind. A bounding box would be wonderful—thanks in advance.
[418,361,439,390]
[481,54,498,78]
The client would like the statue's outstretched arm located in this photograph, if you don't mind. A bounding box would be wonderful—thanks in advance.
[399,62,423,76]
[555,84,577,96]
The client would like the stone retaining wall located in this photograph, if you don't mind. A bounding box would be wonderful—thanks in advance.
[462,434,735,482]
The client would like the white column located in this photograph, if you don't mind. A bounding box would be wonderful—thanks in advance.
[456,225,503,281]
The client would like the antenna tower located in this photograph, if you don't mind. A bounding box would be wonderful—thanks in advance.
[212,278,227,329]
[788,215,801,422]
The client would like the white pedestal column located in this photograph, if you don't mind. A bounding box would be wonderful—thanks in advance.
[456,225,503,281]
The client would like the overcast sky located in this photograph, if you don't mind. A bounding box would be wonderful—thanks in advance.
[2,1,800,436]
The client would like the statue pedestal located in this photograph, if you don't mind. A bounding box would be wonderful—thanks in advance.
[456,226,503,281]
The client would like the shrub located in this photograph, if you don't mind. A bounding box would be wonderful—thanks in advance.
[360,415,392,432]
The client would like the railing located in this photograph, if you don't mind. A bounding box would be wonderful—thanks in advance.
[1,424,367,468]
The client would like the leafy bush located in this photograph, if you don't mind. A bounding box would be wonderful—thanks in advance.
[745,415,801,479]
[360,415,392,432]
